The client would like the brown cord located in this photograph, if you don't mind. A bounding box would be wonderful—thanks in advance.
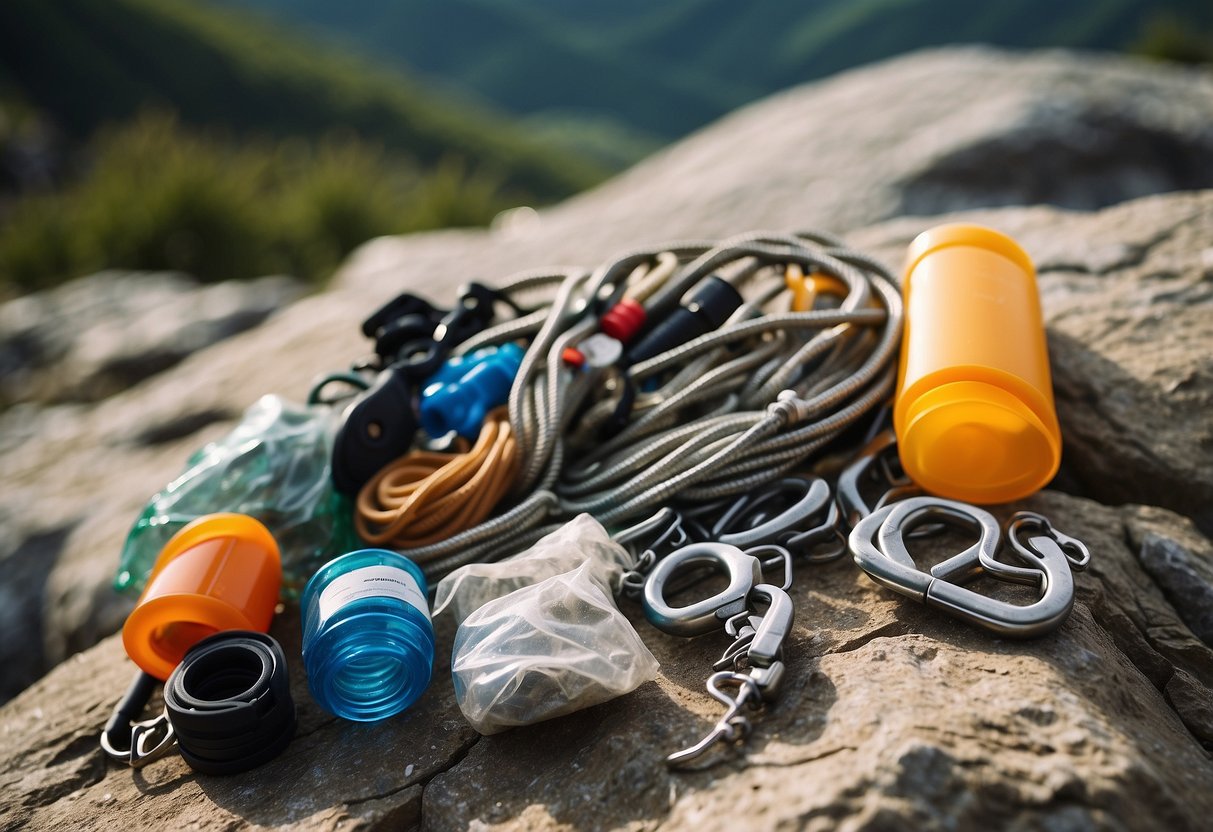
[355,407,519,553]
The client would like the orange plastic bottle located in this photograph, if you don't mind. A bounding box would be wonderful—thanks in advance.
[122,513,282,680]
[894,224,1061,504]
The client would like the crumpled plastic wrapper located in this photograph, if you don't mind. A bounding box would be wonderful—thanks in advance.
[451,560,660,734]
[115,395,358,599]
[434,513,633,625]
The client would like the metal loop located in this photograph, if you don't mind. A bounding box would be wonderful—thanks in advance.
[836,430,901,528]
[747,544,794,591]
[129,713,178,768]
[1006,511,1091,571]
[849,496,1091,638]
[642,543,762,637]
[784,498,848,563]
[666,672,762,768]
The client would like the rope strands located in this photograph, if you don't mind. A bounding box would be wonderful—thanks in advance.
[350,230,902,578]
[355,407,520,550]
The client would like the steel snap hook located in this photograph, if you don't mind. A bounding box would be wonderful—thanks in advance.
[665,672,759,768]
[616,508,689,600]
[837,430,908,528]
[664,580,794,768]
[129,714,178,768]
[737,584,794,670]
[712,477,833,550]
[100,670,178,768]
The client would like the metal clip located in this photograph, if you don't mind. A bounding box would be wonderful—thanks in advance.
[642,543,761,637]
[666,583,794,768]
[100,670,178,768]
[850,496,1090,638]
[615,508,689,599]
[1005,511,1091,571]
[711,478,830,549]
[836,431,927,530]
[129,714,178,768]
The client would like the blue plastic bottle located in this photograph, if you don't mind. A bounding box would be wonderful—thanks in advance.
[420,343,524,439]
[302,549,435,721]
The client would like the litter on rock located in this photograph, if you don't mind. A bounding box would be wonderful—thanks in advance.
[100,223,1092,774]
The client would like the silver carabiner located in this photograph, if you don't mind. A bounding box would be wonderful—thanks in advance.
[850,497,1089,638]
[616,508,690,599]
[642,542,761,637]
[712,477,832,549]
[129,713,178,768]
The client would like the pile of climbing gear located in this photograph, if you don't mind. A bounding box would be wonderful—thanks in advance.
[101,223,1093,774]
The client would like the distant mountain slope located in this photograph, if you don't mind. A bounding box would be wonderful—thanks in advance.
[214,0,1213,145]
[0,0,603,201]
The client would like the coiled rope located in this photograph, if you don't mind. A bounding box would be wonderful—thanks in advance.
[355,230,902,577]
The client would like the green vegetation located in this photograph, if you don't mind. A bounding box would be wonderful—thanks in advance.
[0,114,511,294]
[4,0,1211,297]
[1133,13,1213,64]
[0,0,602,200]
[217,0,1213,144]
[0,0,611,295]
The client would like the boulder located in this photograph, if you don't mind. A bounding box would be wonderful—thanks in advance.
[2,493,1211,831]
[0,271,303,408]
[0,47,1211,829]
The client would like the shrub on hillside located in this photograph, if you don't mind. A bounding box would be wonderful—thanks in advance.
[0,113,510,295]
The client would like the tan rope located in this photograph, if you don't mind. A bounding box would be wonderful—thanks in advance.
[355,407,519,553]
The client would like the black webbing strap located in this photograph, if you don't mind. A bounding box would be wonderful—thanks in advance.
[164,631,296,776]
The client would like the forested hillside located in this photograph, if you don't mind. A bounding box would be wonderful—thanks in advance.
[217,0,1213,149]
[0,0,605,292]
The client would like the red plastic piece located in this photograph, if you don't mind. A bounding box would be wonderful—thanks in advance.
[562,347,586,369]
[599,298,647,343]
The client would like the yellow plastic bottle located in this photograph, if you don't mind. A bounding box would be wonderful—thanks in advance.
[894,223,1061,504]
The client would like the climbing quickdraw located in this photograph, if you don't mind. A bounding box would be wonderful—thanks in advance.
[642,542,794,767]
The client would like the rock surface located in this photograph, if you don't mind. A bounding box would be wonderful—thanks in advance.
[3,493,1212,831]
[0,271,303,409]
[1,47,1212,830]
[0,271,303,701]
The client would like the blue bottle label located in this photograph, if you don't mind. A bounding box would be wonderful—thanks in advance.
[317,565,431,623]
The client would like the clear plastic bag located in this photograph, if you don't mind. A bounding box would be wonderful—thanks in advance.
[115,395,359,599]
[434,514,633,625]
[451,561,660,734]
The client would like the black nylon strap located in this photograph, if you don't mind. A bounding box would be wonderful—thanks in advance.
[165,631,296,776]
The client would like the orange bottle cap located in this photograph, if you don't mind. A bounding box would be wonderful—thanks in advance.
[900,380,1061,504]
[122,513,282,680]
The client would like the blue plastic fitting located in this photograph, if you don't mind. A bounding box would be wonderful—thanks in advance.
[419,342,524,439]
[302,549,434,722]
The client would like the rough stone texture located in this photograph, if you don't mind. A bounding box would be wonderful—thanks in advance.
[3,493,1212,831]
[1,47,1212,829]
[528,46,1213,251]
[0,271,302,408]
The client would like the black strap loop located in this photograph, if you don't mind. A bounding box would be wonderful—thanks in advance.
[164,631,296,776]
